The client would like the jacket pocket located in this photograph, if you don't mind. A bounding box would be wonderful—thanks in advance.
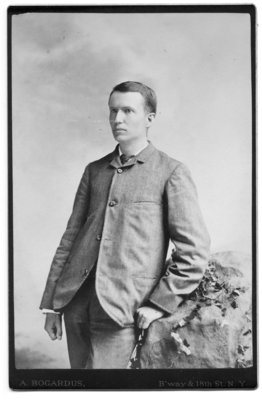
[131,200,163,205]
[131,275,159,280]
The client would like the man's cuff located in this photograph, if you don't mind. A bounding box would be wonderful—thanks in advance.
[144,300,169,316]
[42,308,61,315]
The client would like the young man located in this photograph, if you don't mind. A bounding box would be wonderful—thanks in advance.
[40,81,210,369]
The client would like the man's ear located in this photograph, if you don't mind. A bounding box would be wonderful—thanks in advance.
[146,113,156,128]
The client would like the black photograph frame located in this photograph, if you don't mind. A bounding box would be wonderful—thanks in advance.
[8,4,257,390]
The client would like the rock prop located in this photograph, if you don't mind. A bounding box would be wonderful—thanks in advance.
[140,251,253,369]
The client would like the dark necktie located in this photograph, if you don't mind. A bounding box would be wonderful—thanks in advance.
[120,154,135,165]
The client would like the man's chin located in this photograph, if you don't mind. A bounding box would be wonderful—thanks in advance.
[113,132,129,142]
[113,129,127,136]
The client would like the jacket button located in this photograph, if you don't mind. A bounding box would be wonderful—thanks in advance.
[83,268,88,276]
[117,168,123,174]
[96,234,101,241]
[109,200,117,207]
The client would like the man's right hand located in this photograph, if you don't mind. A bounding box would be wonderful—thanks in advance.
[44,313,62,341]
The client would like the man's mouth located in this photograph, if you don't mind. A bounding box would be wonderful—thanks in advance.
[114,128,126,132]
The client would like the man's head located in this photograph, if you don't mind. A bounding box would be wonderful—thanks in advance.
[108,81,157,145]
[109,81,157,114]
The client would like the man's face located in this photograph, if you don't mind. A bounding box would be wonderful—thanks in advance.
[108,91,154,144]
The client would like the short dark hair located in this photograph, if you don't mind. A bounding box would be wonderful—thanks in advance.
[109,81,157,113]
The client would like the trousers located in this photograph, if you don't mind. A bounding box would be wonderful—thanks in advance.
[63,273,137,369]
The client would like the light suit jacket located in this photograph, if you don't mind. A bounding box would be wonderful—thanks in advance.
[40,142,210,327]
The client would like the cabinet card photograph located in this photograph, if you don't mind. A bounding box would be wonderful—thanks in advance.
[8,4,257,390]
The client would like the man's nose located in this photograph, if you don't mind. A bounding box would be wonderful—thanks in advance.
[114,110,124,123]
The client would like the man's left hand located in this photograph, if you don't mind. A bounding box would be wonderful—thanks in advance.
[136,306,165,329]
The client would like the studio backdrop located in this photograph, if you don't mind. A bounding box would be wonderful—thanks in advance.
[10,9,253,370]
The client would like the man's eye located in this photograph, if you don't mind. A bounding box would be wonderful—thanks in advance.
[125,109,131,113]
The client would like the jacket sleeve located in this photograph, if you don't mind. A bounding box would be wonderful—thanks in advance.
[148,163,211,314]
[39,165,90,310]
